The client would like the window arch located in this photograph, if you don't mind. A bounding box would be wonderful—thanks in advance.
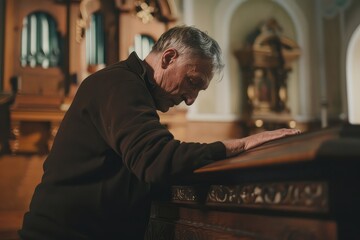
[86,11,105,65]
[20,11,61,68]
[129,34,155,60]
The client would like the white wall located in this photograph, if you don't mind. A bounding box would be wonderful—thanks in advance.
[346,24,360,124]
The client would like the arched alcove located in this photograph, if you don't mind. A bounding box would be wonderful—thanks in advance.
[188,0,311,122]
[346,24,360,124]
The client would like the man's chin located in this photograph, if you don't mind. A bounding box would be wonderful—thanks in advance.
[158,107,170,113]
[157,105,171,113]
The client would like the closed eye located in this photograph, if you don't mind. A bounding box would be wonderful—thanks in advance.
[187,77,197,89]
[187,77,204,90]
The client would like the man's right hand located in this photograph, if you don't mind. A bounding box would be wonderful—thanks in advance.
[222,128,301,158]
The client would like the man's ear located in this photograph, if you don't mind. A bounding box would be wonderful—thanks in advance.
[161,48,178,69]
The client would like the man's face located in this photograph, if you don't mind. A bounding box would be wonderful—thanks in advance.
[152,50,214,112]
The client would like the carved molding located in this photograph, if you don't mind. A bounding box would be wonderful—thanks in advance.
[115,0,177,22]
[76,0,101,43]
[171,181,328,213]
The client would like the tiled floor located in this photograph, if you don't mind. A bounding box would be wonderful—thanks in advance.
[0,154,45,240]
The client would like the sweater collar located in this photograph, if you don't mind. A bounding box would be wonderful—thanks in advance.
[126,52,155,89]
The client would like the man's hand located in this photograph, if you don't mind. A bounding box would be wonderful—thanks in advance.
[222,128,301,158]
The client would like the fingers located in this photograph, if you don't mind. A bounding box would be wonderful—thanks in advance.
[291,128,301,135]
[276,128,301,136]
[268,128,301,140]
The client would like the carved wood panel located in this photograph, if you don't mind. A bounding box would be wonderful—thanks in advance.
[171,181,328,213]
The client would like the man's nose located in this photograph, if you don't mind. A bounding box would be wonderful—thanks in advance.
[184,91,199,106]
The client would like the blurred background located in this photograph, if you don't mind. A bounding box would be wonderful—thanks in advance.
[0,0,359,238]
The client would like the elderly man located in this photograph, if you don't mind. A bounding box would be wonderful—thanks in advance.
[19,26,299,239]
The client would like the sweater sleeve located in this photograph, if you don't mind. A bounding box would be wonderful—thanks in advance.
[87,68,226,183]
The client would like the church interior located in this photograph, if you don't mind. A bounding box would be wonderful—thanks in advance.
[0,0,360,239]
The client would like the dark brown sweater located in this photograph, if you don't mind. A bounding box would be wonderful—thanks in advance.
[19,52,226,240]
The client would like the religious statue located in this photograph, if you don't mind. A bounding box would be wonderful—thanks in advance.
[235,18,300,130]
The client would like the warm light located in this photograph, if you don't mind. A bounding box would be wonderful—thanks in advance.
[255,119,263,127]
[247,85,255,99]
[289,120,297,128]
[279,87,287,101]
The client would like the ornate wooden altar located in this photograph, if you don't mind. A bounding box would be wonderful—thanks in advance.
[234,18,300,132]
[146,124,360,240]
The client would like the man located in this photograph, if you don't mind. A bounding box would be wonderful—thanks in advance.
[19,26,299,239]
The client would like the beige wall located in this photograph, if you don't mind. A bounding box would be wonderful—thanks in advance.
[183,0,301,120]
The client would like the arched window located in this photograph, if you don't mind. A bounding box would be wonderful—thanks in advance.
[129,34,155,60]
[20,11,61,68]
[86,11,105,65]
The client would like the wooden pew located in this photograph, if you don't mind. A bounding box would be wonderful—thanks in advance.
[9,94,65,154]
[146,124,360,240]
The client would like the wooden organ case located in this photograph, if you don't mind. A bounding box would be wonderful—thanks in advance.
[145,124,360,240]
[3,0,177,154]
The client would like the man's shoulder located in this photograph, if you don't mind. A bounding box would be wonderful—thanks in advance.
[83,62,140,85]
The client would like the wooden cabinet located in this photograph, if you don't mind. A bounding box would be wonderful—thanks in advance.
[146,124,360,240]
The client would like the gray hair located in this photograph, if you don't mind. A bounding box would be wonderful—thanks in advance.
[151,25,224,75]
